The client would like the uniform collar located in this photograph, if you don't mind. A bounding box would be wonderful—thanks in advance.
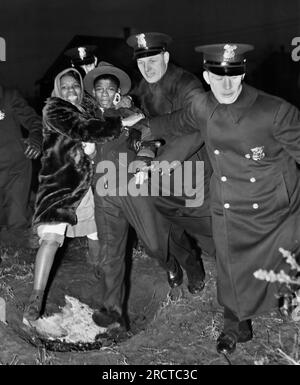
[207,83,258,123]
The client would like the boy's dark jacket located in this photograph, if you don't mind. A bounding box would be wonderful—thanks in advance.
[92,106,144,195]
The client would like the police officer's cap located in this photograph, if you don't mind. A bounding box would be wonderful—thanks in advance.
[64,45,98,66]
[195,43,254,75]
[126,32,172,59]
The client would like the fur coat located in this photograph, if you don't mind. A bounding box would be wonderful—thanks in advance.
[33,93,122,226]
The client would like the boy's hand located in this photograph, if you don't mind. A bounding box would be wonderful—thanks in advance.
[23,139,41,159]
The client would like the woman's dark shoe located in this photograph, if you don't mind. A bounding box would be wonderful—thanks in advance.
[94,263,105,280]
[23,290,44,324]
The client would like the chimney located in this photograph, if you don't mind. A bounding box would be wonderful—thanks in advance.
[123,27,131,40]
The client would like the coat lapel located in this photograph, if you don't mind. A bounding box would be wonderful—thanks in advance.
[207,84,258,124]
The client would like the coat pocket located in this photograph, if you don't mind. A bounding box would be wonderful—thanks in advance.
[276,173,290,210]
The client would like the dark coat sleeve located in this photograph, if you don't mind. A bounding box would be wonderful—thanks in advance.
[273,100,300,164]
[134,73,207,140]
[10,89,43,148]
[103,105,143,118]
[43,97,122,143]
[155,132,205,165]
[152,91,208,144]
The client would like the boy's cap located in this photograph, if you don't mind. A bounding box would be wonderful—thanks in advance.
[84,61,131,95]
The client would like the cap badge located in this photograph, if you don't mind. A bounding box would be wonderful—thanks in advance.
[250,146,265,161]
[136,33,147,49]
[223,44,237,61]
[78,47,87,60]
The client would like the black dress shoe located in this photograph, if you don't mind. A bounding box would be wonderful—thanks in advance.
[216,328,253,355]
[237,328,253,343]
[216,332,237,354]
[188,280,205,295]
[167,261,183,288]
[92,308,123,327]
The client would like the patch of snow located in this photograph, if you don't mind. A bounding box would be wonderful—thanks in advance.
[24,295,107,343]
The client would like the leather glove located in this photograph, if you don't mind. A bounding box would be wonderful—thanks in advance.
[128,139,165,173]
[128,156,153,174]
[23,138,41,159]
[128,143,161,174]
[140,139,165,155]
[133,119,153,141]
[135,155,153,167]
[126,128,142,152]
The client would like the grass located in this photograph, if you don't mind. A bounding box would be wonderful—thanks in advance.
[0,355,20,365]
[0,240,300,365]
[35,347,56,365]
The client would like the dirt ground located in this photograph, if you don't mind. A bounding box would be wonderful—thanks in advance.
[0,235,299,366]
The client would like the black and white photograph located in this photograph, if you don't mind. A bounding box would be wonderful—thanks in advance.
[0,0,300,368]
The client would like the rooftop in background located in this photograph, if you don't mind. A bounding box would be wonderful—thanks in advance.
[36,34,141,102]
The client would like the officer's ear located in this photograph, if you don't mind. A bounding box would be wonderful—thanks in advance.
[203,71,210,85]
[93,56,98,67]
[241,73,245,80]
[163,51,170,66]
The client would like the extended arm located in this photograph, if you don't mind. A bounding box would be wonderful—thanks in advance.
[11,89,43,158]
[133,76,208,140]
[43,97,122,143]
[273,100,300,164]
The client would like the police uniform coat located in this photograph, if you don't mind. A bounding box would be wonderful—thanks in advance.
[0,85,42,230]
[134,63,214,256]
[157,83,300,320]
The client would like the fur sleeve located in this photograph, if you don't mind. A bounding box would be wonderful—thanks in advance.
[43,97,122,143]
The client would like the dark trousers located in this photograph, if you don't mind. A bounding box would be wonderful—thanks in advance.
[154,193,216,283]
[223,307,252,338]
[94,192,208,315]
[94,193,170,314]
[153,144,215,263]
[0,159,32,232]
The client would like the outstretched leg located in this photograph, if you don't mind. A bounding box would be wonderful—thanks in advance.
[23,239,60,322]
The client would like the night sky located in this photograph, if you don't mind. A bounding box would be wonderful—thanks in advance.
[1,0,300,104]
